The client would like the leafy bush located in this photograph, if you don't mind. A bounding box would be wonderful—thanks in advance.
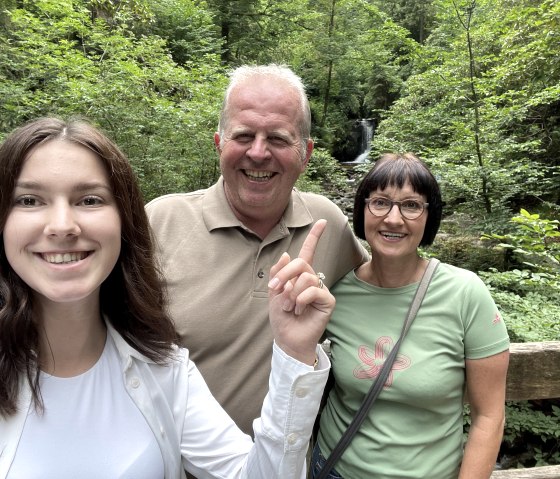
[499,401,560,469]
[479,209,560,342]
[460,210,560,469]
[476,209,560,468]
[482,209,560,279]
[485,289,560,342]
[428,234,505,273]
[464,401,560,469]
[296,147,348,194]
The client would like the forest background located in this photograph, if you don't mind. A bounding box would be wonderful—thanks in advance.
[0,0,559,470]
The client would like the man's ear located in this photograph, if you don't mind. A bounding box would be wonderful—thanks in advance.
[302,138,314,169]
[214,132,221,152]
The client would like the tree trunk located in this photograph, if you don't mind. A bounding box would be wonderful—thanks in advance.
[320,0,337,128]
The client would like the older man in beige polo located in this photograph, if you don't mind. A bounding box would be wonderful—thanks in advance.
[146,64,368,438]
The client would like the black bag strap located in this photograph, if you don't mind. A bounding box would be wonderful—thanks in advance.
[315,258,440,479]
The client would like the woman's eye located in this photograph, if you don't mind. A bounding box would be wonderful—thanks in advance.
[373,198,390,207]
[15,196,39,207]
[80,196,103,206]
[403,200,421,210]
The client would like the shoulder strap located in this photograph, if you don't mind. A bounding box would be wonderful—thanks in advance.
[315,258,440,479]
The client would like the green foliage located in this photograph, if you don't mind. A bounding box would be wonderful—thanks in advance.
[139,0,220,65]
[479,209,560,341]
[483,209,560,277]
[372,0,437,43]
[487,287,560,341]
[427,234,504,272]
[464,400,560,469]
[296,147,348,194]
[500,401,560,468]
[295,0,417,155]
[0,0,227,200]
[372,0,560,217]
[475,209,560,468]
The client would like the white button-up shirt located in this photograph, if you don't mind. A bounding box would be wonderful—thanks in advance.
[0,323,329,479]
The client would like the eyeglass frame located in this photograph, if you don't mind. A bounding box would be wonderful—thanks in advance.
[364,197,429,220]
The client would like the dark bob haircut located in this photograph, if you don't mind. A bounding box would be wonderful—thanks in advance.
[353,153,442,247]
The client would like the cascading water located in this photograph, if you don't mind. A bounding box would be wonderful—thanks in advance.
[348,119,374,164]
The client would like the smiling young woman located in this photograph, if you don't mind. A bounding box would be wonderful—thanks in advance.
[0,117,334,479]
[4,140,122,311]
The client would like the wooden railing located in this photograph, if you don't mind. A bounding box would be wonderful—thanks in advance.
[490,341,560,479]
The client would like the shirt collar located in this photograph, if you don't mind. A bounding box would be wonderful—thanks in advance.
[106,319,155,365]
[202,176,314,233]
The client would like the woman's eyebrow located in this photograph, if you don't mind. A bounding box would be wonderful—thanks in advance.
[14,180,111,192]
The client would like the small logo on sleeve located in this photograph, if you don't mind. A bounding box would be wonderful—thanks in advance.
[492,313,502,325]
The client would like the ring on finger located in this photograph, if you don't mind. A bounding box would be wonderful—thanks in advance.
[316,272,325,289]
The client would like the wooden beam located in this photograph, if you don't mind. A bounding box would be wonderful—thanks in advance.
[489,342,560,477]
[491,465,560,478]
[506,342,560,401]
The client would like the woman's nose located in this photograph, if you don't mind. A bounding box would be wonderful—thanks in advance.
[43,204,81,236]
[384,204,404,223]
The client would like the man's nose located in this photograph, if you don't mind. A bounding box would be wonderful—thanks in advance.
[246,136,271,161]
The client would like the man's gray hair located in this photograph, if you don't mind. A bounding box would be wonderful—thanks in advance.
[218,64,312,154]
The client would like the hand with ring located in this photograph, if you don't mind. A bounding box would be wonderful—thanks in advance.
[267,220,335,366]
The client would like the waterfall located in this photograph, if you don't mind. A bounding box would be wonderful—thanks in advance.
[349,119,374,163]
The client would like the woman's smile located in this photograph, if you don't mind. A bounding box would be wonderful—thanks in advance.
[3,140,121,307]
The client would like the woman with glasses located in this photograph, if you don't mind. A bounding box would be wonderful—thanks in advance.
[312,153,510,479]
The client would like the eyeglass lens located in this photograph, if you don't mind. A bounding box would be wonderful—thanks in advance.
[367,198,425,219]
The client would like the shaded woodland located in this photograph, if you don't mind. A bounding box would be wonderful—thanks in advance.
[0,0,559,469]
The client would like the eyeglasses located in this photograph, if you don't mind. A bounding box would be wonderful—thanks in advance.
[365,197,429,220]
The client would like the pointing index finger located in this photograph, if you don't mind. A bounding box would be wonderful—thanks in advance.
[298,219,327,265]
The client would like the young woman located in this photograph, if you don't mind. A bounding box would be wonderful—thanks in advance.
[0,117,333,479]
[313,153,510,479]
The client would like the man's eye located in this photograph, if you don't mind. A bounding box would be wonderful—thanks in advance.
[233,134,253,142]
[269,136,289,146]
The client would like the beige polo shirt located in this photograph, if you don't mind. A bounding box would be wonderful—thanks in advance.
[146,177,369,435]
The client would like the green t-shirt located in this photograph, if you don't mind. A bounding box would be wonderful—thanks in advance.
[317,262,510,479]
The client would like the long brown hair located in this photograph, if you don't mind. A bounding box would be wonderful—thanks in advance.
[0,118,178,417]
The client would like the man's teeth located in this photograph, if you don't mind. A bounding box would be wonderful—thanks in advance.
[43,252,88,264]
[245,170,273,180]
[382,232,405,238]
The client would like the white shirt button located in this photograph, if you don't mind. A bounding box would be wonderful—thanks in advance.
[287,433,298,445]
[295,387,308,398]
[129,377,140,388]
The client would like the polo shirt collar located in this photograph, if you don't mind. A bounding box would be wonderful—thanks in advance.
[202,176,314,233]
